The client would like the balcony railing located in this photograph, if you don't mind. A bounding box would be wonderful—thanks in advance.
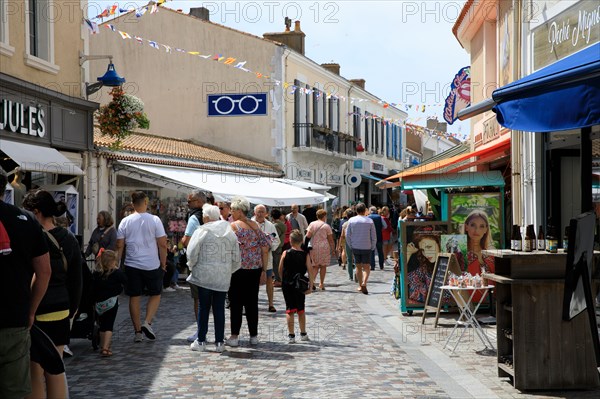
[294,123,357,157]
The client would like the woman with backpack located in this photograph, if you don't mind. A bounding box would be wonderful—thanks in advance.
[23,190,82,399]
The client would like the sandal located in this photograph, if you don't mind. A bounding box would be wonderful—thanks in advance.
[100,349,113,357]
[268,306,277,313]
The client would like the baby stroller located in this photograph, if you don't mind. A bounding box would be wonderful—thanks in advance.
[70,257,100,350]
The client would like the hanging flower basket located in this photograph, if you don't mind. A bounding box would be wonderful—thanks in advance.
[96,87,150,148]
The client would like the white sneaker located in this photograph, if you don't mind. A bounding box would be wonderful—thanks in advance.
[141,321,156,340]
[215,342,225,353]
[63,345,73,358]
[163,286,176,293]
[190,340,206,352]
[300,334,310,342]
[288,335,296,344]
[226,337,239,347]
[249,336,259,345]
[171,283,181,290]
[134,332,143,343]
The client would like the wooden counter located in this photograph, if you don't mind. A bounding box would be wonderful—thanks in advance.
[483,251,600,390]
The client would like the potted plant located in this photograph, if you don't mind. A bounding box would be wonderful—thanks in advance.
[96,87,150,148]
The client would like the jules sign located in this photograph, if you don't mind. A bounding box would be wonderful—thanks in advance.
[0,99,46,137]
[533,2,600,70]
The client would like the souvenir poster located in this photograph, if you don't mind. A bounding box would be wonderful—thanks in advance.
[402,221,450,307]
[441,234,467,271]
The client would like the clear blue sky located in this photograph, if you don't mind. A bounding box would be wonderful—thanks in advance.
[88,0,471,138]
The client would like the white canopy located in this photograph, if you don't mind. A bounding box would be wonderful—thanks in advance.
[117,162,326,207]
[0,140,84,175]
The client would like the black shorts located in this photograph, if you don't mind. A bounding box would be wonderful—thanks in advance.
[97,303,119,332]
[35,317,70,346]
[125,266,164,296]
[281,285,306,314]
[352,249,372,264]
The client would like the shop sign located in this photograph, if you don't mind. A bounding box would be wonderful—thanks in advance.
[296,168,313,182]
[482,116,499,146]
[0,99,46,137]
[353,159,368,172]
[370,161,388,174]
[207,93,267,116]
[532,2,600,70]
[329,174,342,185]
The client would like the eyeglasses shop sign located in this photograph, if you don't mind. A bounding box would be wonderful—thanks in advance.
[0,98,46,137]
[207,93,268,117]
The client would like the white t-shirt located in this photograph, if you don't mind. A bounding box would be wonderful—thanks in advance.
[117,212,166,270]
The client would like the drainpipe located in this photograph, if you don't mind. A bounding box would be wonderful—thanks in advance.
[511,0,523,229]
[281,47,291,174]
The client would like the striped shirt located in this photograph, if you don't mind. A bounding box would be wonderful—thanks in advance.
[346,215,376,251]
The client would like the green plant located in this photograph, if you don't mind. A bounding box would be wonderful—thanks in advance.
[96,87,150,148]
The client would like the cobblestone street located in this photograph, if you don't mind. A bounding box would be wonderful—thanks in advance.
[65,264,600,399]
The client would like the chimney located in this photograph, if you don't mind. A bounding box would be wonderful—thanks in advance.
[264,19,306,55]
[349,79,366,90]
[189,7,210,21]
[321,63,340,75]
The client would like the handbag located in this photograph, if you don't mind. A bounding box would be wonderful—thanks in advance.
[304,222,325,251]
[92,226,114,257]
[292,272,310,294]
[95,296,118,315]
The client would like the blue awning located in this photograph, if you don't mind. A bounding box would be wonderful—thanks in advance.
[360,173,383,182]
[492,42,600,132]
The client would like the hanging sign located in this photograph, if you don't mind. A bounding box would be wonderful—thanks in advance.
[207,93,267,117]
[443,66,471,125]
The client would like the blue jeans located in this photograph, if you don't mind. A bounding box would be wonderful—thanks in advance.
[370,241,384,270]
[196,286,226,344]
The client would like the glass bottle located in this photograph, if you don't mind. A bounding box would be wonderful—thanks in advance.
[524,225,535,252]
[511,224,522,251]
[537,225,545,252]
[546,219,558,253]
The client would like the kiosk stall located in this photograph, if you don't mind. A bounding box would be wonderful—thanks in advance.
[396,171,505,315]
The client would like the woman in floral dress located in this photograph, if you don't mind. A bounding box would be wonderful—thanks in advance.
[305,209,337,290]
[225,196,270,347]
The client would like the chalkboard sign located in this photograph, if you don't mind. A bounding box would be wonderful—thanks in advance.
[421,253,462,326]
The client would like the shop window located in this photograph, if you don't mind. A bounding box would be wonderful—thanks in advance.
[0,0,13,56]
[25,0,59,74]
[328,97,339,132]
[386,124,392,158]
[364,111,371,152]
[0,0,6,43]
[394,125,403,161]
[294,79,310,147]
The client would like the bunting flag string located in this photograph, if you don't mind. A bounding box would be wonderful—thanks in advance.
[84,2,466,142]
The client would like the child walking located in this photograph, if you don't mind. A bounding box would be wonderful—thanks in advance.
[278,230,314,343]
[92,249,127,357]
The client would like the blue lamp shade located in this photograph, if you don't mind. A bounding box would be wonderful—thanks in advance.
[97,62,125,87]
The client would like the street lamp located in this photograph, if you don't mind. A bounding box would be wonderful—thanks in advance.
[79,52,126,97]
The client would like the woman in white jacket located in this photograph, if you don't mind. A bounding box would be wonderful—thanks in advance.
[187,204,241,353]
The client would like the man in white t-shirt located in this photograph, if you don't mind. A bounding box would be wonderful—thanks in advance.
[116,191,168,342]
[252,204,280,312]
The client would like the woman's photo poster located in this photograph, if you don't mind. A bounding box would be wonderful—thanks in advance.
[448,193,503,278]
[402,222,450,306]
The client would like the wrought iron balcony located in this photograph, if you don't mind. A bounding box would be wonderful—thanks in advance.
[293,123,357,157]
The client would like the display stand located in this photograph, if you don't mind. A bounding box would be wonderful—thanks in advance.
[421,253,462,327]
[42,185,79,235]
[484,249,600,390]
[397,171,505,315]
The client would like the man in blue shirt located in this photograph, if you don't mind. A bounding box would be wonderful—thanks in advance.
[368,206,385,270]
